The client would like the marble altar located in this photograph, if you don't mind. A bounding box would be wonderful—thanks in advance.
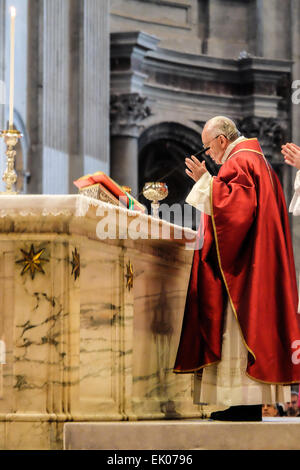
[0,195,199,450]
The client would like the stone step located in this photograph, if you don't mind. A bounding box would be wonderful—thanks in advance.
[64,418,300,450]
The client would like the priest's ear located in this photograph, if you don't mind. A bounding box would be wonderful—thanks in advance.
[219,134,229,149]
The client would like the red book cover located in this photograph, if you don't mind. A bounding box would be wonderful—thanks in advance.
[73,174,95,189]
[74,172,145,212]
[91,172,129,201]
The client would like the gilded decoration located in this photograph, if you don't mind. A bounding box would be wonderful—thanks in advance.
[16,244,49,280]
[125,261,134,292]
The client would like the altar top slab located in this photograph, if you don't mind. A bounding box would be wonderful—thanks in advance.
[0,195,197,248]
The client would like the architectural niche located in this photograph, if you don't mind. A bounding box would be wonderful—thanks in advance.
[138,122,202,228]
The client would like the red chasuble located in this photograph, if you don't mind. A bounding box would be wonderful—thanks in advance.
[174,138,300,384]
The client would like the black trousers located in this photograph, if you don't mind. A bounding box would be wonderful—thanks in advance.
[210,405,262,421]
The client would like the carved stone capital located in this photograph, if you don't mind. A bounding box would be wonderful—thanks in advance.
[110,93,152,137]
[238,116,287,161]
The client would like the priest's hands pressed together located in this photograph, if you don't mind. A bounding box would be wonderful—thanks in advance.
[281,143,300,170]
[185,155,208,182]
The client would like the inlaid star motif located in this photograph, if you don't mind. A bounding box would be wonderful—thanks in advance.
[125,261,134,292]
[71,248,80,281]
[16,244,49,280]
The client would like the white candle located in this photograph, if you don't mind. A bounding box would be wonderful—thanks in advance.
[9,6,16,130]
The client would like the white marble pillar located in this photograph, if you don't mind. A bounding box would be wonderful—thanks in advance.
[0,0,6,188]
[82,0,110,179]
[68,0,110,192]
[27,1,110,195]
[42,0,69,194]
[26,0,42,194]
[0,0,5,122]
[68,0,84,189]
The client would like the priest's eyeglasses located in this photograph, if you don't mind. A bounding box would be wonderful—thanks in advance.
[202,134,225,149]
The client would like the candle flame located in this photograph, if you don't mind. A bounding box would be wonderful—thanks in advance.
[10,6,16,18]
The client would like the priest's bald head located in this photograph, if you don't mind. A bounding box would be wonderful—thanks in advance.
[202,116,240,164]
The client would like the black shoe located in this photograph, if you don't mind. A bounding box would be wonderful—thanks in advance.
[210,405,262,422]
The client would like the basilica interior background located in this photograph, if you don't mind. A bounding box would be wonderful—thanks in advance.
[0,0,298,272]
[0,0,298,266]
[0,0,299,450]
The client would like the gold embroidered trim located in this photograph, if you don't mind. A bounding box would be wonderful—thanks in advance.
[173,360,220,374]
[228,148,264,159]
[245,372,300,386]
[210,177,257,363]
[227,147,275,191]
[258,153,275,191]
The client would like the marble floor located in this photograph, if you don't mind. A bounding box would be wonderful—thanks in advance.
[64,419,300,450]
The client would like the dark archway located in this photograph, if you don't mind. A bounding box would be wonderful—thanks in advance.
[138,123,203,228]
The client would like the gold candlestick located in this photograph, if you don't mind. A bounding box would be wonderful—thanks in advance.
[0,129,22,194]
[142,182,168,218]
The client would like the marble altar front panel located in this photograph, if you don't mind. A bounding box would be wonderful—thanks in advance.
[0,196,199,449]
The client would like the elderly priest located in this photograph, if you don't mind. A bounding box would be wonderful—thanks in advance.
[173,116,300,421]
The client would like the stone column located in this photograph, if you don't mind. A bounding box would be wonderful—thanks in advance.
[110,135,139,197]
[110,93,151,198]
[110,32,158,198]
[27,0,111,194]
[68,0,84,189]
[0,0,5,353]
[27,0,70,194]
[81,0,110,179]
[69,0,110,191]
[0,0,6,187]
[0,0,5,126]
[42,0,70,194]
[26,0,43,194]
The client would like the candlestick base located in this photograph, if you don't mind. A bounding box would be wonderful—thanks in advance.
[0,191,18,195]
[0,129,22,195]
